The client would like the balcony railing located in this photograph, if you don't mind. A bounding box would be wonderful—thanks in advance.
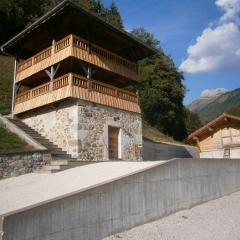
[14,73,140,114]
[16,34,138,82]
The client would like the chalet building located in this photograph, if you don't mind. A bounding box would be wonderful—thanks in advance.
[187,113,240,159]
[0,0,155,161]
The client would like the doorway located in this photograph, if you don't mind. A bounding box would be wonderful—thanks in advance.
[108,126,120,160]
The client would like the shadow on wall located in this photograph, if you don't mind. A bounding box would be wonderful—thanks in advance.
[143,138,199,161]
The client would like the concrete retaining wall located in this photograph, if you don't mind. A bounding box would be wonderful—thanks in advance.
[3,158,240,240]
[143,138,199,160]
[0,150,51,179]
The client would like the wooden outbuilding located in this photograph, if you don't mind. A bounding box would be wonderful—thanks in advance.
[187,113,240,158]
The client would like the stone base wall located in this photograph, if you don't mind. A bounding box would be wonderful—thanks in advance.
[20,100,142,161]
[0,151,51,179]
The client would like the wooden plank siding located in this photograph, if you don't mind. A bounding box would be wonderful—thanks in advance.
[16,34,138,83]
[14,73,140,115]
[199,127,240,151]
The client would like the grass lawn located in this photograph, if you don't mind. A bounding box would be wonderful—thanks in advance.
[0,125,33,154]
[143,122,184,145]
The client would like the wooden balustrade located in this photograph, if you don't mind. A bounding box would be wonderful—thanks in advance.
[33,47,52,64]
[31,82,50,98]
[55,36,71,53]
[53,74,69,90]
[17,59,32,73]
[16,34,138,81]
[15,73,139,113]
[72,35,137,72]
[72,74,88,88]
[15,91,31,104]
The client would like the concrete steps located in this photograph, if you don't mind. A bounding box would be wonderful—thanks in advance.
[7,117,96,174]
[34,160,96,173]
[8,118,73,160]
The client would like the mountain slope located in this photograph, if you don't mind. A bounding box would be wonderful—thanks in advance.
[189,88,240,123]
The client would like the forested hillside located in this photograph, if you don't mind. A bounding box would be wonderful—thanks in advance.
[0,55,13,114]
[189,89,240,123]
[0,0,201,141]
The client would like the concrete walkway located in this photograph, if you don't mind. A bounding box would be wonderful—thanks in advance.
[104,192,240,240]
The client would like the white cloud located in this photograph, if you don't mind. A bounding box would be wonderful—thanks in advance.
[200,88,229,98]
[180,0,240,74]
[216,0,240,23]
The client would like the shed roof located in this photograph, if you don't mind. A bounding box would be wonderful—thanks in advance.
[0,161,169,217]
[187,113,240,143]
[0,0,156,61]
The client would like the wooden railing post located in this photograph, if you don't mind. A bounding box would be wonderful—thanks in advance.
[52,39,55,55]
[70,34,74,47]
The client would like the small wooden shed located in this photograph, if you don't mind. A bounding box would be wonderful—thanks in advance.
[187,113,240,159]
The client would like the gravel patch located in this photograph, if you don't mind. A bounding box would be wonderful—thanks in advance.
[104,192,240,240]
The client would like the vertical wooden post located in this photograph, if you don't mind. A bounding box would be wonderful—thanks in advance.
[87,65,92,91]
[194,137,201,152]
[51,39,55,55]
[70,34,74,47]
[11,58,17,118]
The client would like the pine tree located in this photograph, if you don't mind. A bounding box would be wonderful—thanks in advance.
[106,1,123,29]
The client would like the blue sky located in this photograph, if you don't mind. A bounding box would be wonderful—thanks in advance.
[102,0,240,104]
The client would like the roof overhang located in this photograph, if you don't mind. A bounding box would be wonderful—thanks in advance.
[187,113,240,143]
[0,0,156,61]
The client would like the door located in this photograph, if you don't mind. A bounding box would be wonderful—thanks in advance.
[108,126,119,160]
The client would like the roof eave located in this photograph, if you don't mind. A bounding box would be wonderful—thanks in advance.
[0,0,156,58]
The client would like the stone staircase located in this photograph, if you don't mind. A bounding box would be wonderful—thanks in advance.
[8,118,92,173]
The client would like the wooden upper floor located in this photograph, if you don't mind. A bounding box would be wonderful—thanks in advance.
[14,72,140,115]
[16,34,139,83]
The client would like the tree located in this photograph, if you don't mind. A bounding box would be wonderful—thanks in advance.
[227,107,240,117]
[131,28,187,140]
[0,0,48,45]
[0,0,124,45]
[106,1,123,29]
[184,109,202,135]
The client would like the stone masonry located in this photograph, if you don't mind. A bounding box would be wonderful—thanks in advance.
[0,150,51,179]
[20,100,142,161]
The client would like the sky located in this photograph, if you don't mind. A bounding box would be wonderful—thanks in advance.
[102,0,240,104]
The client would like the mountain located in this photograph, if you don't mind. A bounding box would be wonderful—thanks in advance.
[188,88,240,123]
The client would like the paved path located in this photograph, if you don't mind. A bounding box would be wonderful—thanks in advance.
[104,192,240,240]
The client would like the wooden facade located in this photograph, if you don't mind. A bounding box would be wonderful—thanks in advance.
[16,34,138,83]
[188,114,240,158]
[14,73,140,114]
[1,0,156,116]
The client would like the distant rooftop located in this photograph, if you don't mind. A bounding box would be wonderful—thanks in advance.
[187,113,240,143]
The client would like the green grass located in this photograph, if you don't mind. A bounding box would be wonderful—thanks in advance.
[0,55,14,114]
[143,122,184,145]
[0,125,33,153]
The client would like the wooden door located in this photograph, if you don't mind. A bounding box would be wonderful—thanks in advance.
[108,126,119,160]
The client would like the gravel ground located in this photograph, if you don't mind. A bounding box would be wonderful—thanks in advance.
[104,192,240,240]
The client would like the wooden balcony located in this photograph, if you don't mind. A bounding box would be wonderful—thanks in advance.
[16,34,139,83]
[14,73,140,115]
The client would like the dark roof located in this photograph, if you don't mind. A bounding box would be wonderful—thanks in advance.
[187,113,240,143]
[0,0,156,61]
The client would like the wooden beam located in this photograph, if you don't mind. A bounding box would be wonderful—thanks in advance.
[193,136,201,152]
[208,126,214,132]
